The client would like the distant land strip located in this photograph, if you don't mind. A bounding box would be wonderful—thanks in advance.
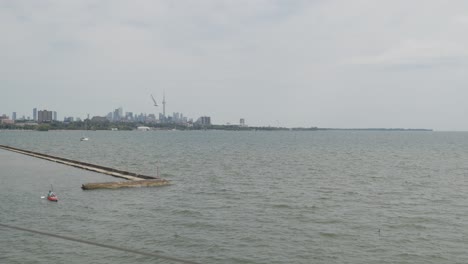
[0,119,432,131]
[315,128,433,131]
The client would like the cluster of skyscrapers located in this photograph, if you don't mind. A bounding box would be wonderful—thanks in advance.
[104,107,158,123]
[101,106,197,125]
[0,108,57,124]
[1,94,220,126]
[95,94,210,126]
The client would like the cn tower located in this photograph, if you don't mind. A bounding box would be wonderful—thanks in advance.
[162,91,166,118]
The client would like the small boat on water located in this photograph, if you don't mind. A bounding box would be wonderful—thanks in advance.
[80,137,89,141]
[47,192,58,202]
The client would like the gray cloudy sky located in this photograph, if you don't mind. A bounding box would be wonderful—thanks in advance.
[1,0,468,130]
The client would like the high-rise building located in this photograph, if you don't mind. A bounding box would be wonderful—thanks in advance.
[118,107,123,119]
[53,111,57,121]
[173,112,180,122]
[148,114,156,122]
[240,118,245,127]
[113,108,120,121]
[12,112,17,120]
[138,113,147,122]
[125,112,133,121]
[197,116,211,126]
[38,110,53,123]
[33,108,37,121]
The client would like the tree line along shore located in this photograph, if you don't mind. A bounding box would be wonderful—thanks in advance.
[0,120,432,132]
[0,120,308,131]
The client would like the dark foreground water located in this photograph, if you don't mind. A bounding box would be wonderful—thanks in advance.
[1,130,468,263]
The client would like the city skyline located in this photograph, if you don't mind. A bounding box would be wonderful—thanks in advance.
[2,1,468,130]
[1,93,213,125]
[2,92,183,121]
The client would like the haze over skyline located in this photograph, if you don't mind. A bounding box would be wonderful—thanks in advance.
[2,1,468,130]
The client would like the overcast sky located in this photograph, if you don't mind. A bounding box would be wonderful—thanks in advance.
[1,0,468,130]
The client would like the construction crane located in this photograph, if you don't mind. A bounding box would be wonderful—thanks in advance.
[150,94,158,106]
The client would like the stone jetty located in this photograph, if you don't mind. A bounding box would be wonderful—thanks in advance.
[0,144,170,190]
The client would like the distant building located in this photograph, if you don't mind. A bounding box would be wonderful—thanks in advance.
[171,112,188,124]
[91,116,109,122]
[147,114,156,123]
[16,122,38,127]
[53,111,57,121]
[38,110,53,123]
[125,112,133,121]
[12,112,16,121]
[113,108,121,122]
[33,108,37,121]
[159,113,166,123]
[1,119,14,124]
[196,116,211,126]
[137,113,147,123]
[240,118,246,127]
[0,114,13,124]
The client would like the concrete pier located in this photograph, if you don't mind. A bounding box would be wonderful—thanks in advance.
[0,144,170,190]
[82,179,170,190]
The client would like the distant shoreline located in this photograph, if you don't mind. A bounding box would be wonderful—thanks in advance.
[0,120,434,132]
[210,126,434,132]
[315,128,433,132]
[0,126,433,132]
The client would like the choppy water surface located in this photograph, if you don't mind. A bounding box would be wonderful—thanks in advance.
[1,130,468,263]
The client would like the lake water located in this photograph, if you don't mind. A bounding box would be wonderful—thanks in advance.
[1,130,468,263]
